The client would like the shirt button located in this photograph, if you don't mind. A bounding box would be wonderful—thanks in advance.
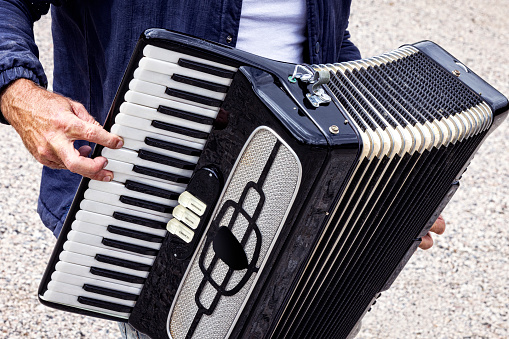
[226,35,233,44]
[315,41,320,54]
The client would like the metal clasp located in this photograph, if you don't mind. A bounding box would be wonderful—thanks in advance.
[289,65,331,107]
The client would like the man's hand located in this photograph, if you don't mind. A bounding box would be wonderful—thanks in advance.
[0,79,123,181]
[419,215,446,250]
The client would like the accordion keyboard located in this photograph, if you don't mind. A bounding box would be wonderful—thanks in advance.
[40,45,237,318]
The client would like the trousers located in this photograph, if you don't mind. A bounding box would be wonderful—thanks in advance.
[118,322,151,339]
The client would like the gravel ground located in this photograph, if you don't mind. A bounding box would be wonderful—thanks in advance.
[0,1,507,338]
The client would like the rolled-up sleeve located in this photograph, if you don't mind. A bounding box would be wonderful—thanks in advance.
[0,0,52,124]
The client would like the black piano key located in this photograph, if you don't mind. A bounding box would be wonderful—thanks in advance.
[145,136,202,156]
[95,253,152,272]
[132,165,191,184]
[101,238,158,256]
[171,73,229,93]
[119,195,174,214]
[138,149,196,170]
[165,87,222,107]
[151,120,209,139]
[124,179,180,200]
[156,105,215,125]
[90,266,146,284]
[113,211,167,229]
[78,295,133,313]
[83,283,138,301]
[178,58,235,79]
[107,225,164,243]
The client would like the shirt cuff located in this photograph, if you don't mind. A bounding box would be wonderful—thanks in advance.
[0,66,46,124]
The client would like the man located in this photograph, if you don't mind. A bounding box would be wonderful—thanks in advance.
[0,0,445,337]
[0,0,363,236]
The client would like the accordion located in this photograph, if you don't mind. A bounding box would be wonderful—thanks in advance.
[39,29,508,339]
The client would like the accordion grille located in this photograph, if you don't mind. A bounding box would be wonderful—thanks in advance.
[272,47,493,338]
[168,128,301,338]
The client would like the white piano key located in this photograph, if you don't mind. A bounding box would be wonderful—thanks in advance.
[104,159,183,186]
[47,280,136,307]
[138,56,232,87]
[143,44,237,73]
[50,271,141,295]
[134,67,227,101]
[120,101,213,133]
[125,90,217,120]
[67,230,156,259]
[83,189,173,219]
[71,220,161,250]
[75,210,167,237]
[111,172,186,194]
[101,146,194,178]
[114,113,207,145]
[111,124,204,152]
[80,192,172,227]
[129,78,166,100]
[59,250,149,278]
[71,220,162,248]
[85,184,177,218]
[88,180,177,211]
[55,261,145,289]
[104,159,144,181]
[62,242,153,273]
[41,290,130,319]
[129,78,218,111]
[120,136,200,165]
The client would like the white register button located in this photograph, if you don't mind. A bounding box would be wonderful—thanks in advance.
[172,205,200,229]
[178,191,206,216]
[166,219,194,243]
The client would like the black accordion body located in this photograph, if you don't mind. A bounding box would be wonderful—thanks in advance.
[39,29,508,339]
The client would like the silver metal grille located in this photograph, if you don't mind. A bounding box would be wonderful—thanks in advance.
[167,127,301,339]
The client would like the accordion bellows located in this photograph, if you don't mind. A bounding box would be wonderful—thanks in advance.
[274,46,493,338]
[39,29,507,339]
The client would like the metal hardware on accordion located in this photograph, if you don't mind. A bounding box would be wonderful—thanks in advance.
[38,29,508,339]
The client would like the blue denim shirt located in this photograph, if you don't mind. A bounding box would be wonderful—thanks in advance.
[0,0,360,236]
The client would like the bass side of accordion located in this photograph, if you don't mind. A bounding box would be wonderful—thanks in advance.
[38,29,508,339]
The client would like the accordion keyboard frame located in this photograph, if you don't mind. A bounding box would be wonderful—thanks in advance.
[38,29,508,339]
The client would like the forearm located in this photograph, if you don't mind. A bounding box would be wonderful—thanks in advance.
[1,77,124,180]
[1,78,49,134]
[0,0,54,124]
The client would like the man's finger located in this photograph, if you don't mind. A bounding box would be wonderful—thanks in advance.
[70,101,100,125]
[65,117,123,149]
[69,155,113,181]
[78,145,93,157]
[58,143,113,180]
[43,159,67,170]
[430,215,446,235]
[419,232,433,250]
